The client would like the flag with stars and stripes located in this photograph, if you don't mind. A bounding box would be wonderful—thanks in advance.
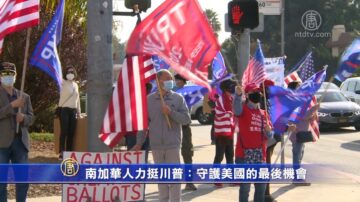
[242,40,266,87]
[284,51,320,141]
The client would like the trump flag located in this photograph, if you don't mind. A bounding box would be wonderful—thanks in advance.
[126,0,220,89]
[335,38,360,82]
[30,0,64,89]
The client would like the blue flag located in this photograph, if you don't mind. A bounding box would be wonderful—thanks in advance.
[30,0,65,89]
[212,52,227,80]
[335,38,360,82]
[152,55,170,71]
[269,69,326,133]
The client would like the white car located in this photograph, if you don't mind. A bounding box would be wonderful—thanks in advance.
[340,77,360,105]
[190,99,214,125]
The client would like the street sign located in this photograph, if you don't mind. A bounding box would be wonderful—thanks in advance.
[225,13,264,33]
[258,0,282,15]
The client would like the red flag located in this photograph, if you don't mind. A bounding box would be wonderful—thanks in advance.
[126,0,219,89]
[99,55,154,147]
[0,0,40,54]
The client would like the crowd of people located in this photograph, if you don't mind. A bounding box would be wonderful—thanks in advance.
[0,62,319,202]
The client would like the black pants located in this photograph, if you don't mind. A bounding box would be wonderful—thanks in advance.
[213,136,234,164]
[59,107,77,153]
[181,124,194,164]
[265,143,277,195]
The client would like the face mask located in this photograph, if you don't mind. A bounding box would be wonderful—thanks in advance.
[248,92,261,103]
[66,73,75,81]
[1,76,16,87]
[163,80,174,91]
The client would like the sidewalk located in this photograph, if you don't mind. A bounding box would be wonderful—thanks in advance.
[11,123,360,202]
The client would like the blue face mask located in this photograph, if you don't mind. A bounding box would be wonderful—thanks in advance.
[1,76,16,87]
[163,80,175,91]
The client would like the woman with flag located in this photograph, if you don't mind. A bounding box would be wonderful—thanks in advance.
[233,83,273,202]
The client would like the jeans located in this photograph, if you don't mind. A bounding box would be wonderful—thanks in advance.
[292,141,305,166]
[213,136,234,164]
[236,158,266,202]
[59,107,77,153]
[0,136,29,202]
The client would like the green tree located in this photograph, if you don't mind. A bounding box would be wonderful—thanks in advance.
[205,9,221,38]
[0,0,87,132]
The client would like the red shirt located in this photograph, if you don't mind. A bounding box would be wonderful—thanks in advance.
[235,103,268,161]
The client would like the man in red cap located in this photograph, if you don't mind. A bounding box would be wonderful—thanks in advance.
[233,83,273,202]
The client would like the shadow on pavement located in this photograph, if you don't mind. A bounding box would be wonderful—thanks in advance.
[341,140,360,152]
[271,184,297,199]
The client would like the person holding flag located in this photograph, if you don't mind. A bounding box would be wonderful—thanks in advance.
[233,83,273,202]
[287,81,319,185]
[0,62,34,201]
[136,69,191,202]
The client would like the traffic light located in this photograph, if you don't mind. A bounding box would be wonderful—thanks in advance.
[228,0,259,30]
[125,0,151,12]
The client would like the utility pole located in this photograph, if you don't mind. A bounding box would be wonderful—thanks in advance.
[87,0,113,152]
[232,0,251,80]
[280,0,286,165]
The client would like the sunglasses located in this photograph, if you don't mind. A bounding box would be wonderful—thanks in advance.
[0,71,16,76]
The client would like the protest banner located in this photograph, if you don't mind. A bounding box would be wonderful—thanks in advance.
[264,57,285,86]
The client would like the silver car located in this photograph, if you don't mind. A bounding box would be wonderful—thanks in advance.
[316,89,360,130]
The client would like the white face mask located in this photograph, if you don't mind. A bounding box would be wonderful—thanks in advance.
[66,73,75,81]
[1,76,16,87]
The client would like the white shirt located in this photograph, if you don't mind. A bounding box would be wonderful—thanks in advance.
[58,80,81,113]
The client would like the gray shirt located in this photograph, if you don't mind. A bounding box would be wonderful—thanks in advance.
[137,91,191,150]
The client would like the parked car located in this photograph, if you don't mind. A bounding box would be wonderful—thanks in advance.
[340,77,360,105]
[315,89,360,130]
[190,99,214,125]
[320,82,340,91]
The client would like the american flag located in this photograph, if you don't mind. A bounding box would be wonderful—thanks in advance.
[0,0,40,54]
[99,55,155,147]
[284,51,320,141]
[242,40,266,87]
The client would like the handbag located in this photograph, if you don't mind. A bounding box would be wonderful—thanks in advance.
[296,131,314,143]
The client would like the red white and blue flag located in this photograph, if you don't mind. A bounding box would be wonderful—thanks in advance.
[284,52,320,140]
[99,55,155,147]
[0,0,40,54]
[335,38,360,82]
[29,0,64,89]
[242,40,266,87]
[126,0,220,90]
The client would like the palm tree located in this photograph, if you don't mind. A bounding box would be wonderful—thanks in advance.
[44,0,87,26]
[205,9,221,38]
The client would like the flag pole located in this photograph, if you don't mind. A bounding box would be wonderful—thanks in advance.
[16,28,32,133]
[315,65,331,105]
[261,81,269,124]
[155,75,172,129]
[274,131,292,165]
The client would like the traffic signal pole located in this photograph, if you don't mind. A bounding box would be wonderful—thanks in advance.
[232,0,251,81]
[87,0,113,152]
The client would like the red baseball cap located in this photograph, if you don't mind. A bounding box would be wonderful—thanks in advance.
[245,83,260,93]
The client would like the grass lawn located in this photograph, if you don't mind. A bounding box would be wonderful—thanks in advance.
[30,132,54,142]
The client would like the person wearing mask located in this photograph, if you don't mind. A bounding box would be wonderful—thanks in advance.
[233,83,273,202]
[58,67,81,160]
[213,79,237,188]
[0,62,34,202]
[137,69,191,202]
[173,74,197,191]
[287,81,319,186]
